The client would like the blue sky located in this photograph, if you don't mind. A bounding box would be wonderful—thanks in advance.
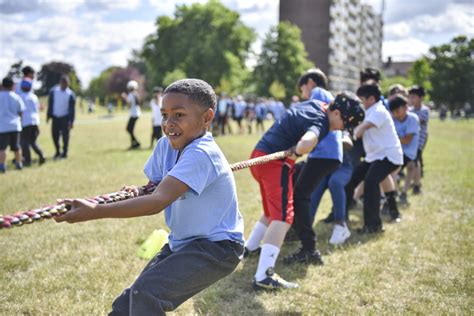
[0,0,473,86]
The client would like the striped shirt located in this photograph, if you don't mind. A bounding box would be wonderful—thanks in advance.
[410,105,430,149]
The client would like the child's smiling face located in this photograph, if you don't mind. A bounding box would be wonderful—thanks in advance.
[161,92,214,151]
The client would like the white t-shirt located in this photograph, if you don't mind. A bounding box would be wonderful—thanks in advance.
[128,92,141,118]
[150,97,162,126]
[363,101,403,165]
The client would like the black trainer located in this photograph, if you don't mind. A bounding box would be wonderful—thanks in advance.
[413,185,422,195]
[283,248,324,265]
[243,246,261,259]
[253,268,298,291]
[356,225,384,234]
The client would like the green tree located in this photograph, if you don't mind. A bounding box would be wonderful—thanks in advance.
[253,22,313,102]
[162,69,187,88]
[141,0,255,90]
[86,66,121,101]
[408,57,432,100]
[37,61,81,96]
[427,36,473,110]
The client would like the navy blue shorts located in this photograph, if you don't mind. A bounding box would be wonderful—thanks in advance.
[0,131,21,151]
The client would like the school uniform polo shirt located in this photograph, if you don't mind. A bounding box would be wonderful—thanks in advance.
[144,132,244,251]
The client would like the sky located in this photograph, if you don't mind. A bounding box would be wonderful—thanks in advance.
[0,0,473,87]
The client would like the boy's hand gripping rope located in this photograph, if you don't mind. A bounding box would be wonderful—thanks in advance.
[0,150,290,230]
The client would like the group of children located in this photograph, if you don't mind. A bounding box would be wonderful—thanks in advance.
[0,66,47,173]
[213,95,288,136]
[46,67,429,313]
[244,68,430,290]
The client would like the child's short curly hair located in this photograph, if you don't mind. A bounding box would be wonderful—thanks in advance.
[164,79,217,111]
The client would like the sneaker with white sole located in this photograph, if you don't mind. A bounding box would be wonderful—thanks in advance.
[329,224,351,245]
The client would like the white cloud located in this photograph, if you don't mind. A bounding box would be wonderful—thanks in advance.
[0,0,140,14]
[382,2,474,60]
[0,14,155,86]
[383,37,431,61]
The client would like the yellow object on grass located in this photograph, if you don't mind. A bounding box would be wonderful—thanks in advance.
[137,229,169,260]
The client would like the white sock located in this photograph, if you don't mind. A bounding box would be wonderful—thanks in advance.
[255,244,280,281]
[245,221,267,251]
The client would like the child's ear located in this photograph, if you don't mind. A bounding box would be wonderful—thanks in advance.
[203,108,215,126]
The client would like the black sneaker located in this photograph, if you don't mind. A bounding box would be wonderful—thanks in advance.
[61,152,68,159]
[243,246,261,259]
[283,248,324,265]
[399,192,409,206]
[253,268,298,291]
[39,157,46,165]
[53,153,61,160]
[356,225,384,234]
[413,185,421,195]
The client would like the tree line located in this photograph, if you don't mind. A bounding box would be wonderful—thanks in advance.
[5,0,473,110]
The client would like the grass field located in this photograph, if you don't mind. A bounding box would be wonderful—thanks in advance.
[0,108,473,315]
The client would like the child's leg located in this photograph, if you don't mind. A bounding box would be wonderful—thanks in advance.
[292,158,340,252]
[363,159,400,229]
[403,160,416,193]
[60,117,70,156]
[20,128,31,164]
[381,173,400,220]
[110,240,241,315]
[309,175,330,224]
[30,126,45,160]
[328,164,352,224]
[11,132,22,168]
[52,118,61,155]
[0,149,6,171]
[345,161,370,214]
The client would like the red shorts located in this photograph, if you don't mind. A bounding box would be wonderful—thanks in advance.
[250,149,295,224]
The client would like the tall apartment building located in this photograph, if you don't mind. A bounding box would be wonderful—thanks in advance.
[280,0,383,92]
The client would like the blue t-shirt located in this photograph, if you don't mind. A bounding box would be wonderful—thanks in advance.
[393,112,420,160]
[0,91,25,133]
[310,87,334,104]
[256,100,329,154]
[309,130,343,162]
[308,88,342,161]
[143,132,244,251]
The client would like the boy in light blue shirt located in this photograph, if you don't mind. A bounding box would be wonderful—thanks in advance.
[55,79,244,314]
[0,77,25,173]
[18,78,46,166]
[390,95,420,205]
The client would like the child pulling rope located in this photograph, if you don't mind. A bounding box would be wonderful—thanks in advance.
[0,150,289,230]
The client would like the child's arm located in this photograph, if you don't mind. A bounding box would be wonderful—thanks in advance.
[353,121,376,139]
[55,176,188,223]
[399,133,414,145]
[289,131,319,158]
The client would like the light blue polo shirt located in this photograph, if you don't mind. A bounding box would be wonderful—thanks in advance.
[394,111,420,160]
[18,91,40,127]
[308,88,342,162]
[309,130,343,162]
[0,91,25,133]
[144,132,244,251]
[310,87,334,104]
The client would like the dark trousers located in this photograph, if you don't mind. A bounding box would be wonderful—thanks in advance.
[293,158,341,250]
[151,125,162,146]
[109,239,242,316]
[345,158,400,228]
[52,116,70,155]
[126,117,140,146]
[21,125,44,163]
